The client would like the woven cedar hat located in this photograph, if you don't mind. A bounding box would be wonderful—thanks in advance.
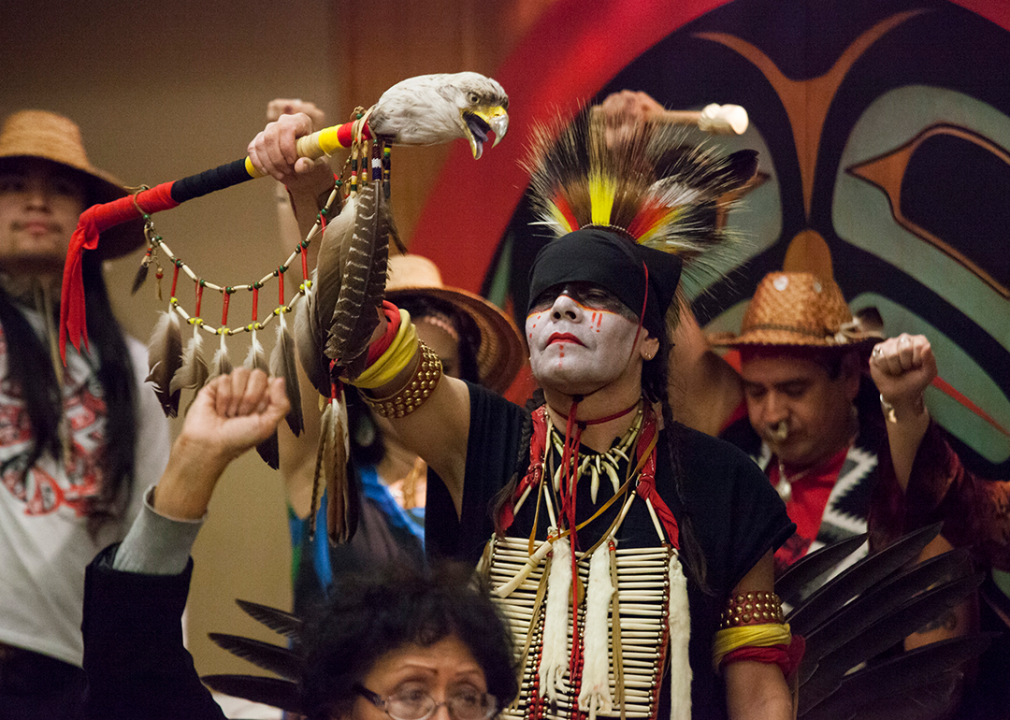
[385,254,526,394]
[711,271,883,348]
[0,110,144,260]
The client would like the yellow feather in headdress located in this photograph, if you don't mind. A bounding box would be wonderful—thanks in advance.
[588,171,617,227]
[524,109,759,286]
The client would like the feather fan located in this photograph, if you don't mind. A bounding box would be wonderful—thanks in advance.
[800,547,974,674]
[169,323,209,397]
[200,598,311,715]
[799,636,991,719]
[787,522,942,636]
[775,532,868,606]
[269,311,303,437]
[145,309,184,417]
[779,529,991,720]
[235,598,303,640]
[798,572,983,708]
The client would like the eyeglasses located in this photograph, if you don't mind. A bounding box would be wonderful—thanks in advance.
[355,684,498,720]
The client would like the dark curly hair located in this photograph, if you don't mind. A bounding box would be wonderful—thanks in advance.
[300,561,518,720]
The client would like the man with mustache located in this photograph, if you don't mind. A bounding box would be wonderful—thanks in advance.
[0,110,168,718]
[689,270,1009,586]
[707,272,904,571]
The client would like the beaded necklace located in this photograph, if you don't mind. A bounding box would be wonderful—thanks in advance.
[485,400,691,720]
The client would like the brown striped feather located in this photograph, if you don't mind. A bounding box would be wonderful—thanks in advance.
[145,310,184,417]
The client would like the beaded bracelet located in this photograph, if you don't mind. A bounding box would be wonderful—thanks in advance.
[360,340,443,418]
[720,591,784,628]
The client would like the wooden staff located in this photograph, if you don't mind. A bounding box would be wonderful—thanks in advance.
[592,102,749,135]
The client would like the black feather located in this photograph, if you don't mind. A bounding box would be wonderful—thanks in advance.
[776,533,868,606]
[255,432,280,470]
[131,261,149,295]
[798,573,984,710]
[787,522,943,636]
[235,599,303,640]
[207,633,302,680]
[800,548,974,671]
[200,674,302,714]
[799,635,992,720]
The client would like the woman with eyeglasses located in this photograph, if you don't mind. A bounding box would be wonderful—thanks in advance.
[300,562,516,720]
[79,368,518,720]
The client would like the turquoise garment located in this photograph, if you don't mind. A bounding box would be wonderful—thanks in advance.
[288,466,425,609]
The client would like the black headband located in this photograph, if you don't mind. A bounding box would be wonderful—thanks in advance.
[527,228,682,331]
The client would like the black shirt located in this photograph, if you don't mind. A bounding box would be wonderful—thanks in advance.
[427,383,795,719]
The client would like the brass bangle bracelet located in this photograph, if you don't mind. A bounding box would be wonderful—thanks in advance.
[880,393,925,424]
[361,341,443,418]
[720,591,784,628]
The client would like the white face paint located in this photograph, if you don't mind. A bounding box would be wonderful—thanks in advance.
[525,283,645,397]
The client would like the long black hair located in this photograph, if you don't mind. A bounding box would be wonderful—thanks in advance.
[0,251,136,533]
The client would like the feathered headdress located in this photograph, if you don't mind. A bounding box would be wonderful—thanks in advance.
[524,109,759,325]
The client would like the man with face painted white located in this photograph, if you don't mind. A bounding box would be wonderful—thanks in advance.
[243,107,801,720]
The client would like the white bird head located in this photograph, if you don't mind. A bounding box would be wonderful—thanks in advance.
[369,72,509,158]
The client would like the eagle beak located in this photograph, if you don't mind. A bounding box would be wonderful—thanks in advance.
[480,107,509,148]
[462,105,509,159]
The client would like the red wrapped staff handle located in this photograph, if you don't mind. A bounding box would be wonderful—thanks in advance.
[59,118,373,362]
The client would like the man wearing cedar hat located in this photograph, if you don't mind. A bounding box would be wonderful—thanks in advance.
[701,270,1009,579]
[0,110,169,716]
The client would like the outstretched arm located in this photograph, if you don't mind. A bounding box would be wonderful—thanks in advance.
[247,117,474,516]
[260,99,335,519]
[251,103,336,249]
[668,293,744,436]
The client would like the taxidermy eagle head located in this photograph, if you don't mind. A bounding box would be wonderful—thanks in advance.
[369,71,509,158]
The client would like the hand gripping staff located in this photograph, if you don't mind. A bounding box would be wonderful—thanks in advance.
[58,71,510,362]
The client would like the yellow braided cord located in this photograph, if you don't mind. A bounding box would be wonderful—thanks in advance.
[352,310,419,389]
[588,171,616,226]
[711,623,792,673]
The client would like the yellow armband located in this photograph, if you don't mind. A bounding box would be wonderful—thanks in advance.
[712,623,793,673]
[352,309,418,389]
